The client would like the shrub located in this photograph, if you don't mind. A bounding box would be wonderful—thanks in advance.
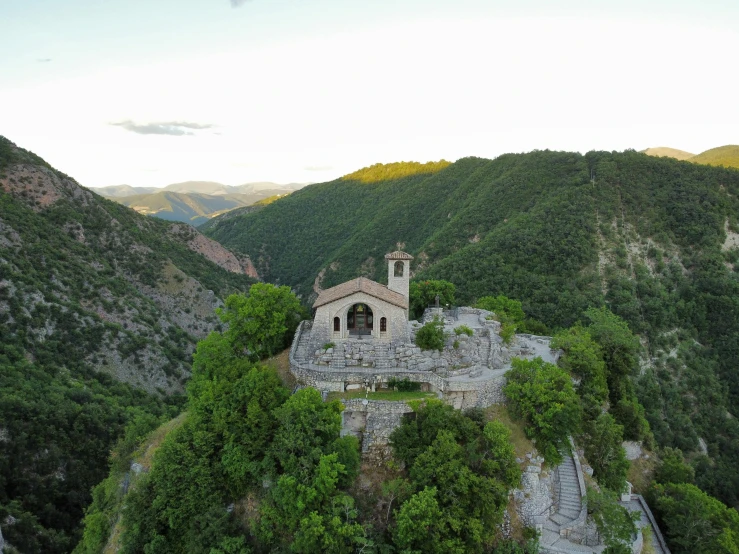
[454,325,473,337]
[499,321,516,344]
[388,377,421,392]
[415,317,445,351]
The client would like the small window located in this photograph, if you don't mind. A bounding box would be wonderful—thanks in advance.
[333,316,340,332]
[380,317,387,332]
[394,261,404,277]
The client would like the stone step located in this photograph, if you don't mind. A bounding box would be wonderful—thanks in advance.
[559,500,581,511]
[558,508,580,519]
[549,512,577,526]
[540,528,560,547]
[544,520,561,533]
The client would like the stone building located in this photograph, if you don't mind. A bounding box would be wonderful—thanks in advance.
[309,251,413,346]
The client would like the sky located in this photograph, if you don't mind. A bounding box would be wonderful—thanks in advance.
[1,0,738,188]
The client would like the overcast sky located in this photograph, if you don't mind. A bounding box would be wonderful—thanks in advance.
[1,0,737,188]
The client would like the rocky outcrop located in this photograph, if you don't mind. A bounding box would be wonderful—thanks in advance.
[168,224,259,278]
[0,163,95,211]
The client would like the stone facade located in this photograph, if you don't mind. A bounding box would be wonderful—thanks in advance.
[311,291,409,347]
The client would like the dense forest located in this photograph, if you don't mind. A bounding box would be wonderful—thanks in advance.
[204,151,739,509]
[0,137,256,550]
[75,286,739,553]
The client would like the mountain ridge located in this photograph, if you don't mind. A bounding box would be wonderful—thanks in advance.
[93,181,306,224]
[643,144,739,168]
[203,151,739,508]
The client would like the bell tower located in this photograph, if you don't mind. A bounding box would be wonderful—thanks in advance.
[385,250,413,303]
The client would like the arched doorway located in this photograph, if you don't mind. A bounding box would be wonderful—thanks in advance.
[347,303,373,336]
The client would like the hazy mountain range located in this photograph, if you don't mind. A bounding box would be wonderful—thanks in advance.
[93,181,309,225]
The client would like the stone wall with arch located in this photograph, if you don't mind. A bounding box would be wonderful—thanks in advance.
[310,290,409,349]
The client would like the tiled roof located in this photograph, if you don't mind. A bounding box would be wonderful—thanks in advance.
[313,277,408,309]
[384,251,414,260]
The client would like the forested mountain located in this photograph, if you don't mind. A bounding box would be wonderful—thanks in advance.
[0,136,258,550]
[204,151,739,507]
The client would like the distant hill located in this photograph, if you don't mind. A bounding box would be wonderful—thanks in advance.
[197,194,284,232]
[93,184,160,197]
[643,144,739,169]
[641,147,695,160]
[688,145,739,169]
[95,181,305,223]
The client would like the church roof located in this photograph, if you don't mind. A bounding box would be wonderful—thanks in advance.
[313,277,408,309]
[384,251,414,260]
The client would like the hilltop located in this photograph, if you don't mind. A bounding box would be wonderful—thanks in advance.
[643,144,739,168]
[688,145,739,169]
[203,151,739,509]
[641,147,695,160]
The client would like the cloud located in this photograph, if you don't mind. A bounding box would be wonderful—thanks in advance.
[110,120,215,136]
[230,0,252,7]
[304,165,334,172]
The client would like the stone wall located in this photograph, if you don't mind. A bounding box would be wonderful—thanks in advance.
[341,399,414,463]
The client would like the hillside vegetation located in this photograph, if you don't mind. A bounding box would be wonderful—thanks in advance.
[644,144,739,168]
[688,145,739,169]
[204,151,739,507]
[0,136,258,550]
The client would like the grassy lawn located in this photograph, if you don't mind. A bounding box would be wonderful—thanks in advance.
[327,390,437,402]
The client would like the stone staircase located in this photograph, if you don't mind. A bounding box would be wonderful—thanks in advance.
[294,324,314,361]
[373,345,395,369]
[541,454,588,553]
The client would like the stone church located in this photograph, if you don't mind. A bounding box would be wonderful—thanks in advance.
[309,251,413,345]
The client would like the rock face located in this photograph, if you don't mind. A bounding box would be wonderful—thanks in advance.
[0,136,257,393]
[168,224,259,278]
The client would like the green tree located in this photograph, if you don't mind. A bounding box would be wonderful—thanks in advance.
[218,283,304,360]
[586,488,639,552]
[585,307,650,441]
[655,447,695,485]
[476,295,525,323]
[551,325,609,419]
[584,307,640,384]
[415,316,446,351]
[582,414,629,493]
[647,482,739,554]
[409,280,456,319]
[393,487,451,554]
[504,357,582,465]
[480,421,522,489]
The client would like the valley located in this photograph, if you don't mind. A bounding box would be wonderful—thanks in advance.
[2,138,739,553]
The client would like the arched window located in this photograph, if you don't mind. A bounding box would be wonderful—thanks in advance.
[333,316,340,332]
[394,260,404,277]
[380,317,387,332]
